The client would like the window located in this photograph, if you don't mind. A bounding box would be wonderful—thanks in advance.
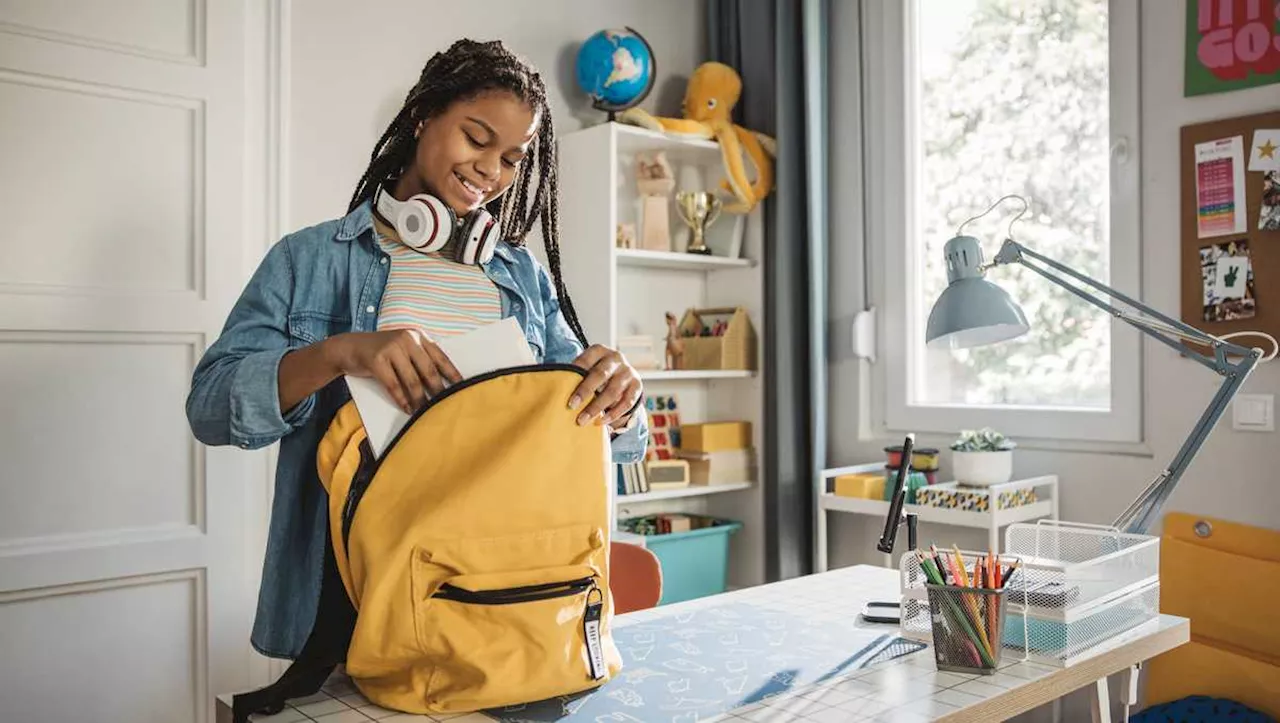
[867,0,1141,443]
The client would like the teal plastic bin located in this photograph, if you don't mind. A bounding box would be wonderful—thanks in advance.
[619,514,742,605]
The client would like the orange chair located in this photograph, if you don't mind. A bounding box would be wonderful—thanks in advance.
[609,541,663,613]
[1144,512,1280,718]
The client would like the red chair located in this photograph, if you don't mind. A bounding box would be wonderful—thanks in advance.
[609,541,662,613]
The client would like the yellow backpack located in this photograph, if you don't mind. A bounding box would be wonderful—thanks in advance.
[232,364,623,721]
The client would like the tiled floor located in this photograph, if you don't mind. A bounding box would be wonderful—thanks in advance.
[218,566,1066,723]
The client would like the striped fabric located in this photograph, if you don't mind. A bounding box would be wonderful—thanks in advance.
[373,221,501,338]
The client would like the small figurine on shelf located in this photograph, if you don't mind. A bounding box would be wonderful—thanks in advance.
[615,222,636,249]
[664,311,685,370]
[636,151,675,252]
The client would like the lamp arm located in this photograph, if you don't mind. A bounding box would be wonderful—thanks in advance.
[993,239,1258,372]
[1111,350,1256,533]
[991,238,1264,534]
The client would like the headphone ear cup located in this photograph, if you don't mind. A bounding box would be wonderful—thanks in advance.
[457,209,501,265]
[397,194,454,252]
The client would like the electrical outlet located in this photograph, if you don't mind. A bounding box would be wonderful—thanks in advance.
[1232,394,1274,432]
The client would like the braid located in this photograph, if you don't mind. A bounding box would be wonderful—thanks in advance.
[349,39,589,349]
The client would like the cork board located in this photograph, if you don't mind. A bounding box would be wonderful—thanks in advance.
[1179,109,1280,349]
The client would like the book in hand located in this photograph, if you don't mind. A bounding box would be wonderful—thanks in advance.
[346,317,536,459]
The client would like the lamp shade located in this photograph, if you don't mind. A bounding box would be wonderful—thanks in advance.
[925,235,1030,349]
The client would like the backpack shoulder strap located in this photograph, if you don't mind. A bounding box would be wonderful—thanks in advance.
[231,529,356,722]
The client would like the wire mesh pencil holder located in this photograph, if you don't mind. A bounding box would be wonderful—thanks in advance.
[924,583,1007,675]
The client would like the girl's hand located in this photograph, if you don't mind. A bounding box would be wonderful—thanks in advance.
[568,345,643,428]
[326,330,461,413]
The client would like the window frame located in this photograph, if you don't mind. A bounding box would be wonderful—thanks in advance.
[866,0,1143,444]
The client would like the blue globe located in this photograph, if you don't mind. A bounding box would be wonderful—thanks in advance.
[574,27,655,113]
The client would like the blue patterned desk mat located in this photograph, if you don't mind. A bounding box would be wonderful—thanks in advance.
[484,601,927,723]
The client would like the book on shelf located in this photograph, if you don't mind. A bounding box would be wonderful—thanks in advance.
[616,460,691,496]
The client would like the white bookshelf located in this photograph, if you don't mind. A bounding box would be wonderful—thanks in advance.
[615,248,755,271]
[640,369,755,381]
[559,121,767,591]
[616,481,752,506]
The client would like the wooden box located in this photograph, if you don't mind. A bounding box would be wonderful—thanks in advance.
[679,448,753,486]
[680,421,751,452]
[677,306,757,371]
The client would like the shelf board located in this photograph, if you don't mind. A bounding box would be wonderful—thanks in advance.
[612,122,721,154]
[640,369,755,381]
[615,248,754,271]
[818,493,1056,529]
[616,481,752,505]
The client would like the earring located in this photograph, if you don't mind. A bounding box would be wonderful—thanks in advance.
[414,121,423,139]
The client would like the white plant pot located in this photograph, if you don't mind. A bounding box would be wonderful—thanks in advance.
[951,450,1013,487]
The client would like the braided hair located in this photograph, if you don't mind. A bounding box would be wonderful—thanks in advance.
[348,39,588,348]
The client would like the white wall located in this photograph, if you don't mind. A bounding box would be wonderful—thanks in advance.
[285,0,706,232]
[829,0,1280,564]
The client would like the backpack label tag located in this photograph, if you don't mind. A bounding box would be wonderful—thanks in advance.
[584,589,605,680]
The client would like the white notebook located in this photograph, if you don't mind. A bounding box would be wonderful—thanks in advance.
[345,316,537,458]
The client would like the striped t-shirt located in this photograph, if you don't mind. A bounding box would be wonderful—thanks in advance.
[373,219,501,338]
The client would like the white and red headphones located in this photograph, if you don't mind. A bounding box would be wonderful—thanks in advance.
[374,185,501,265]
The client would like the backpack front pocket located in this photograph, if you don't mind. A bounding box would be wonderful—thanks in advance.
[411,562,609,712]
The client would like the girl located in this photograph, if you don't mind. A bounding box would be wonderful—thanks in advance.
[186,39,648,661]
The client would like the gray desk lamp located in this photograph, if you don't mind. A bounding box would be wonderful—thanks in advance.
[925,196,1275,534]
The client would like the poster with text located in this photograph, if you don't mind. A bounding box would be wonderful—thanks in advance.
[1185,0,1280,97]
[1195,136,1248,238]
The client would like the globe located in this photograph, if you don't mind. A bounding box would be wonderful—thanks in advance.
[574,27,655,115]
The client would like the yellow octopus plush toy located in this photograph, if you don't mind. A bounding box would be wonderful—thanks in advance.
[619,61,775,214]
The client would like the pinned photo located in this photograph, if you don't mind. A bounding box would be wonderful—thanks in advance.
[1260,170,1280,232]
[1200,239,1257,322]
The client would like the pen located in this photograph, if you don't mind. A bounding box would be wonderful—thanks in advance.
[1000,559,1020,588]
[930,543,947,585]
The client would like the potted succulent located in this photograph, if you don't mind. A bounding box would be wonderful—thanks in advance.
[949,428,1016,487]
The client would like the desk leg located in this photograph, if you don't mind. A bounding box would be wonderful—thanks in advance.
[1090,677,1112,723]
[989,525,1000,555]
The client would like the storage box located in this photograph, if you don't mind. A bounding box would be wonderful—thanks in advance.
[619,514,743,604]
[679,448,752,485]
[679,421,751,452]
[644,459,690,489]
[677,307,757,371]
[915,482,1038,512]
[833,472,884,499]
[897,521,1162,667]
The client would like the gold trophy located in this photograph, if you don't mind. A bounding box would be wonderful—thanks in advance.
[675,191,722,255]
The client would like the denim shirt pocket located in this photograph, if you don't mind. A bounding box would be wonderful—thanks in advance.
[287,311,350,347]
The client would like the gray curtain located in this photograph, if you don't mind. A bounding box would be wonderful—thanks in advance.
[707,0,829,582]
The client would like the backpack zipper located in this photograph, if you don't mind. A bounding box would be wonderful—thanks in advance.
[431,575,597,605]
[434,578,609,682]
[339,363,587,557]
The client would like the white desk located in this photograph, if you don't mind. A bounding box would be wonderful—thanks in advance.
[217,565,1187,723]
[815,464,1059,571]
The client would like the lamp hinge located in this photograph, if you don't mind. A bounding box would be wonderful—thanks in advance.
[853,307,877,363]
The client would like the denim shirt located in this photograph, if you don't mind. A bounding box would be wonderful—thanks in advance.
[185,200,648,659]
